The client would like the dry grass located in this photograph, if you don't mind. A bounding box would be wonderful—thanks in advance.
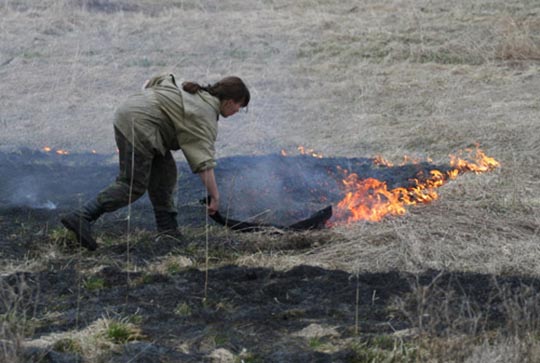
[0,273,37,363]
[496,16,540,61]
[22,315,146,361]
[1,0,540,361]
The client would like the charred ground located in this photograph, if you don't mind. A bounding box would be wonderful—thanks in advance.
[3,204,540,362]
[1,151,540,362]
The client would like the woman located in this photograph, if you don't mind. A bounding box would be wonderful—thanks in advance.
[61,74,250,250]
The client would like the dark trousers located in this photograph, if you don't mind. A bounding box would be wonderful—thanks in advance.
[96,128,178,214]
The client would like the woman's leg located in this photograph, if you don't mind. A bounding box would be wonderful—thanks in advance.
[62,128,154,250]
[96,129,153,211]
[147,150,179,232]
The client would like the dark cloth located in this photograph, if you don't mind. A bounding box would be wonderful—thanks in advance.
[96,128,178,214]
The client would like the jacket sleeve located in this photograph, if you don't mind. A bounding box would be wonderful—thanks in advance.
[181,138,217,173]
[177,115,218,173]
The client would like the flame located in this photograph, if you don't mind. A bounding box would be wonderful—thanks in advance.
[43,146,69,155]
[280,146,324,159]
[449,147,500,174]
[373,155,393,167]
[297,146,324,159]
[335,146,500,223]
[42,146,100,155]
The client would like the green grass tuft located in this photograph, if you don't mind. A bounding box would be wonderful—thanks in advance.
[83,277,105,291]
[104,320,144,344]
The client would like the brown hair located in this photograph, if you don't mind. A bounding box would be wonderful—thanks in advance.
[182,76,250,107]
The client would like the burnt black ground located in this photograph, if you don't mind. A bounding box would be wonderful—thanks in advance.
[4,239,540,362]
[5,150,536,362]
[3,204,540,361]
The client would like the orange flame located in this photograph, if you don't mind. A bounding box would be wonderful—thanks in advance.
[449,147,500,174]
[335,146,499,223]
[373,155,393,167]
[280,146,324,159]
[43,146,101,155]
[43,146,70,155]
[297,146,324,159]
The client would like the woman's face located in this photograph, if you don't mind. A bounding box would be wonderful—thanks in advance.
[220,99,244,118]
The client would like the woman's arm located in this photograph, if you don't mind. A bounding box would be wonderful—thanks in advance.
[198,168,219,215]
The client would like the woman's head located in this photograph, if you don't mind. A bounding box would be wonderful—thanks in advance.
[182,76,250,117]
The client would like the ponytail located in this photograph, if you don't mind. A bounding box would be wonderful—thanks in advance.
[182,76,250,107]
[182,81,210,94]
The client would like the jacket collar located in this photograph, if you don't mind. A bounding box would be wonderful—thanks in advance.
[198,91,221,119]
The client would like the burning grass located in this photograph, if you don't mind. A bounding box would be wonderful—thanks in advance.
[334,146,500,223]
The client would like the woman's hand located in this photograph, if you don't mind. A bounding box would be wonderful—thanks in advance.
[198,168,220,215]
[207,196,219,215]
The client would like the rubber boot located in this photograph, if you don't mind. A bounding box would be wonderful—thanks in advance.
[154,211,182,241]
[60,199,104,251]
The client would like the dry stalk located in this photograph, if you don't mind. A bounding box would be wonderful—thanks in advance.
[0,273,37,363]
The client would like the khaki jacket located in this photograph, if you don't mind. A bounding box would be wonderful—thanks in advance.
[114,74,220,173]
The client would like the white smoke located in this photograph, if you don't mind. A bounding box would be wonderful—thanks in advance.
[6,176,58,210]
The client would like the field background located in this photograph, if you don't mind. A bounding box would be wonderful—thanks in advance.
[1,0,540,362]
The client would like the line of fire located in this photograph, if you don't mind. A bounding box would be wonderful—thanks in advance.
[282,145,500,225]
[38,144,499,228]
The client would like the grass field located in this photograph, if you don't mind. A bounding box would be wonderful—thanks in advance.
[1,0,540,362]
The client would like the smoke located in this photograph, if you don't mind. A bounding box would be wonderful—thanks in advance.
[5,176,58,210]
[211,154,452,225]
[0,149,450,227]
[0,149,116,212]
[213,154,372,225]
